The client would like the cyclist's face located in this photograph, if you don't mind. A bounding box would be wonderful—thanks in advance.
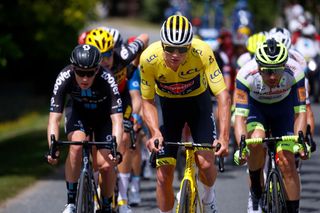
[74,66,98,89]
[259,67,284,88]
[101,50,114,70]
[163,44,190,71]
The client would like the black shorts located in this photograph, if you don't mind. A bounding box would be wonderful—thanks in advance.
[64,105,113,149]
[157,89,217,163]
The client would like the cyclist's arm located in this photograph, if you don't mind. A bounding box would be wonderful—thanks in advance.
[305,78,315,134]
[292,77,307,135]
[128,68,142,115]
[215,89,231,155]
[141,99,161,139]
[306,104,315,134]
[233,76,250,145]
[130,33,149,67]
[111,112,124,152]
[234,115,247,146]
[47,112,63,147]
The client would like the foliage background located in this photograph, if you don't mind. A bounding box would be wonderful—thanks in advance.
[1,0,319,121]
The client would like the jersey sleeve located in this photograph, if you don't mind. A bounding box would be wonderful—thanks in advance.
[49,68,71,113]
[204,45,227,96]
[139,49,156,100]
[234,74,250,117]
[118,40,144,65]
[127,67,141,91]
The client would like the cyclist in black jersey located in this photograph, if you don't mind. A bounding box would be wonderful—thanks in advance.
[85,28,149,213]
[46,44,123,213]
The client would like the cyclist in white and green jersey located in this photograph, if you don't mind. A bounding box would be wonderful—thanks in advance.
[234,38,307,213]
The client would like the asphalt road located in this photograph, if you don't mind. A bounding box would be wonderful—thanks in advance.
[0,19,319,213]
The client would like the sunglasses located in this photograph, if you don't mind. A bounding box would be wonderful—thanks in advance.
[74,68,97,77]
[102,50,113,58]
[163,45,189,54]
[260,67,285,76]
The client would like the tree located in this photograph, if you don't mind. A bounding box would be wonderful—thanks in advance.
[0,0,101,93]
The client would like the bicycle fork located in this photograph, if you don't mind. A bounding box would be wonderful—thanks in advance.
[176,149,199,213]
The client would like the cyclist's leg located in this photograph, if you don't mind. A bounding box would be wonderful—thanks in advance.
[94,120,117,211]
[245,100,267,212]
[188,90,218,210]
[117,90,134,211]
[64,106,89,209]
[129,87,143,203]
[157,96,185,212]
[271,101,300,212]
[129,133,142,205]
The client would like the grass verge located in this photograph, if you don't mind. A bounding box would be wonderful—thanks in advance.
[0,112,65,204]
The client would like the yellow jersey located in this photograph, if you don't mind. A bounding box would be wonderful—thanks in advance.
[140,39,226,99]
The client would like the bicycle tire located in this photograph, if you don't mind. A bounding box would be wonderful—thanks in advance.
[265,172,287,213]
[76,172,94,213]
[178,179,191,213]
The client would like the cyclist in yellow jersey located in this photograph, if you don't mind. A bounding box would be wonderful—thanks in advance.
[140,15,231,213]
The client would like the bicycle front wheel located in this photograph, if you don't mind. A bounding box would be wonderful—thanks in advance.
[265,172,286,213]
[178,179,192,213]
[76,172,94,213]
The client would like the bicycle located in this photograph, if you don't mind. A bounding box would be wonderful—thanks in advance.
[151,140,223,213]
[236,131,309,213]
[47,134,121,213]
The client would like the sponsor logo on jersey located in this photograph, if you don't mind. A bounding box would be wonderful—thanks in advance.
[120,46,129,60]
[147,54,157,63]
[179,68,200,79]
[158,81,195,95]
[127,42,140,53]
[53,70,71,95]
[50,97,60,109]
[112,98,123,111]
[235,89,248,105]
[192,48,203,56]
[141,79,150,86]
[209,55,215,64]
[253,88,290,98]
[209,69,222,83]
[101,71,120,95]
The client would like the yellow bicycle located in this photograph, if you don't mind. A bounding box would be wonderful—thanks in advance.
[162,141,223,213]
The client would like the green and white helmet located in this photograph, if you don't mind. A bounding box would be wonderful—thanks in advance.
[255,38,288,67]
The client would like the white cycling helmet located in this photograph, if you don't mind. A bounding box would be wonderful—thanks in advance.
[268,27,292,49]
[105,27,123,47]
[160,15,193,46]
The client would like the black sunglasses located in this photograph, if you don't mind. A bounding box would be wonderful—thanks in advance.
[74,68,97,77]
[163,45,189,54]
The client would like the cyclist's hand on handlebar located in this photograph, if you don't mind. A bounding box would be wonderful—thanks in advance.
[213,139,229,157]
[298,143,311,160]
[107,153,120,167]
[234,149,248,166]
[46,151,60,165]
[146,136,163,152]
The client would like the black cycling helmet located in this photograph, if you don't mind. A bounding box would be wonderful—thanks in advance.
[70,44,102,68]
[255,38,288,68]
